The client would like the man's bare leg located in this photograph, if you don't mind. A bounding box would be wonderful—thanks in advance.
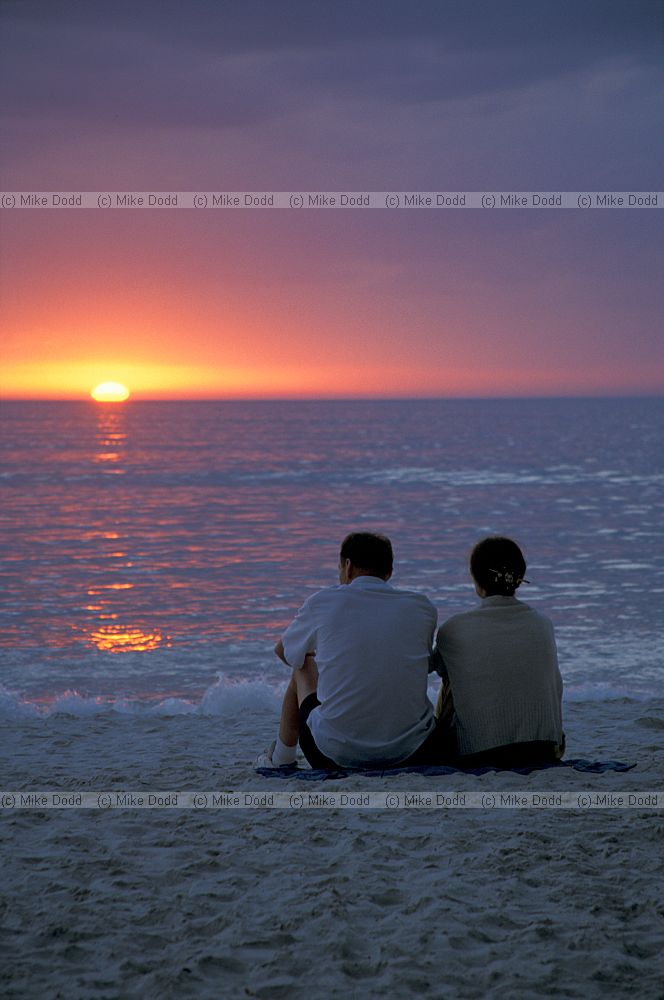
[266,654,319,766]
[278,674,300,748]
[278,654,318,746]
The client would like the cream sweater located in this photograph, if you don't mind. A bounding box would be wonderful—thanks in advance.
[435,596,563,755]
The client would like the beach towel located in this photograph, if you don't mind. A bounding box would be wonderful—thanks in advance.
[257,759,636,779]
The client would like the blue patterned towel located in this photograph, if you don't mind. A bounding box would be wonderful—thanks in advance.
[257,759,636,779]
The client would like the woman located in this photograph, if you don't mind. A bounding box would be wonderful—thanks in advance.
[435,537,564,768]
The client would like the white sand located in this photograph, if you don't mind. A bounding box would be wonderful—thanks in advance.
[1,697,663,998]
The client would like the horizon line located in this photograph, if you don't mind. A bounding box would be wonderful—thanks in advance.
[2,392,663,403]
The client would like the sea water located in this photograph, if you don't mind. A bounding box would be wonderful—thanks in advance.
[1,397,662,717]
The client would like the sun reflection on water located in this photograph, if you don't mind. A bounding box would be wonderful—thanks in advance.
[89,625,171,653]
[93,407,127,472]
[85,409,169,653]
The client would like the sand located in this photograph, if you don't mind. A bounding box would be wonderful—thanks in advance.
[1,697,663,999]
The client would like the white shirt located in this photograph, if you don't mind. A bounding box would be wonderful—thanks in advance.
[281,576,437,767]
[436,596,563,755]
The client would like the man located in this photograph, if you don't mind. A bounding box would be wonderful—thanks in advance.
[256,532,440,770]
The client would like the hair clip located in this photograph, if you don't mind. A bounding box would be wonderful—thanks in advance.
[488,567,529,586]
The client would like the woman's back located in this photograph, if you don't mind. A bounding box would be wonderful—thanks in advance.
[436,595,563,758]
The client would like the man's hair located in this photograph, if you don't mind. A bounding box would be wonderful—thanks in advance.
[340,532,393,578]
[469,536,527,597]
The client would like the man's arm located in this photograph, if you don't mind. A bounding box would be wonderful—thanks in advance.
[276,596,317,669]
[274,639,289,665]
[430,634,449,681]
[275,636,317,668]
[423,603,439,674]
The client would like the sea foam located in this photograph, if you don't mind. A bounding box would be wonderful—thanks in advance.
[0,674,659,723]
[0,675,285,720]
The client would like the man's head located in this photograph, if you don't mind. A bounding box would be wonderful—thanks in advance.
[469,536,527,597]
[339,532,393,584]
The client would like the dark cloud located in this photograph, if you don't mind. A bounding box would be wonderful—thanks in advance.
[3,0,662,56]
[0,0,662,192]
[0,21,277,128]
[1,0,662,128]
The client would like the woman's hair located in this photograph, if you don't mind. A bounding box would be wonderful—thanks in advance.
[469,536,527,596]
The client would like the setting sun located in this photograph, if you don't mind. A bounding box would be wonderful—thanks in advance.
[91,382,130,402]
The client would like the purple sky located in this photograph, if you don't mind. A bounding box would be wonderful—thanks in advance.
[1,0,663,397]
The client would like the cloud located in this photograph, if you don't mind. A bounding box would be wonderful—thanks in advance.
[1,0,662,129]
[3,0,661,56]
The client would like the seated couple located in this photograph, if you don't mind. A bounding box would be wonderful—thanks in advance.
[257,532,564,771]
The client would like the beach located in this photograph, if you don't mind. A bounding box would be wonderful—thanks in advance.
[2,695,663,999]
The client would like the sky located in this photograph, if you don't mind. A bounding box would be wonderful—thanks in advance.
[1,0,663,399]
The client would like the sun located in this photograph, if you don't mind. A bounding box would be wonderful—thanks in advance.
[91,382,130,402]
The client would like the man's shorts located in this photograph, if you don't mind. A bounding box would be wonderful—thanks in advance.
[298,694,452,770]
[298,694,339,769]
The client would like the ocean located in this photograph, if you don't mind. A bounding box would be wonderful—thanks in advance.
[1,397,662,715]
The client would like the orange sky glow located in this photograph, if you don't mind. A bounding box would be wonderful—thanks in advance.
[1,211,662,400]
[4,357,660,400]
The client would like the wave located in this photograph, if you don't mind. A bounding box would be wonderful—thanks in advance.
[563,682,660,703]
[0,676,661,721]
[0,675,284,720]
